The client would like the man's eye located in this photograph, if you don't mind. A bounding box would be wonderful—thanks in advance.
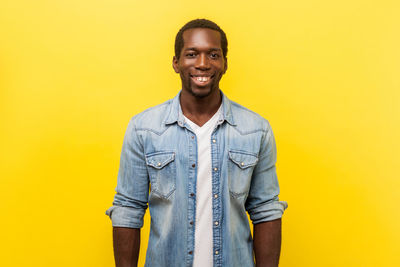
[186,53,196,57]
[210,53,220,58]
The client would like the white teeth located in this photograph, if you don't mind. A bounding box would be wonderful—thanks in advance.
[195,77,210,82]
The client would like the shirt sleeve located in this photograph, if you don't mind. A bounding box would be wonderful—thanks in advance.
[245,121,288,224]
[105,117,149,228]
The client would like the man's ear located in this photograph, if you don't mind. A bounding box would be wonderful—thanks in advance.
[223,58,228,74]
[172,56,180,73]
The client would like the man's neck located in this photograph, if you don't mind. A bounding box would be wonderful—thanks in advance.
[180,89,222,127]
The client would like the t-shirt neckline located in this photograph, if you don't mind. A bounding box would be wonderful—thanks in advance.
[183,104,222,131]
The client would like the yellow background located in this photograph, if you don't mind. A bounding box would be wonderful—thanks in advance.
[1,0,399,266]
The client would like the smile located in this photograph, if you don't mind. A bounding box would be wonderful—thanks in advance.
[190,74,214,85]
[195,76,210,82]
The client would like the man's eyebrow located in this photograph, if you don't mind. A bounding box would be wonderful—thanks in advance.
[209,48,222,52]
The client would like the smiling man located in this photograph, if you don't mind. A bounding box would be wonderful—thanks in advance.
[106,19,288,267]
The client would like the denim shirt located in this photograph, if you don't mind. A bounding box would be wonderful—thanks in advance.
[106,91,288,267]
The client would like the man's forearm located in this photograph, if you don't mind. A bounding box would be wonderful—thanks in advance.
[253,218,282,267]
[113,227,140,267]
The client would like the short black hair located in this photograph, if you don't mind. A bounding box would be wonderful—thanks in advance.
[174,19,228,60]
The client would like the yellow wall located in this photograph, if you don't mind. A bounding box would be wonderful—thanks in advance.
[1,0,399,266]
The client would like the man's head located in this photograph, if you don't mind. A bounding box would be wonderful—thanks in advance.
[173,19,228,99]
[174,19,228,61]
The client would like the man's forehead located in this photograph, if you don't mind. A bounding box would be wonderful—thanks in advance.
[182,28,222,48]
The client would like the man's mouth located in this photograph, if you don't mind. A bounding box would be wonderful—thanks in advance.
[190,74,214,86]
[194,76,210,82]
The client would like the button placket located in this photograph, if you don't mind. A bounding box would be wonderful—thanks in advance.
[210,132,221,265]
[186,129,197,264]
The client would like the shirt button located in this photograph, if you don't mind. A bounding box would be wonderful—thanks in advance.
[215,251,219,255]
[212,139,216,143]
[157,162,161,166]
[192,164,196,168]
[190,193,195,197]
[241,162,244,166]
[214,194,218,198]
[191,136,195,139]
[214,221,219,226]
[214,167,218,171]
[189,251,193,255]
[190,221,193,225]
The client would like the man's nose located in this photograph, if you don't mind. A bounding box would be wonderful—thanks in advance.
[195,53,210,69]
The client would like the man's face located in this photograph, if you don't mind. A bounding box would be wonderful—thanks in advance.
[173,28,227,98]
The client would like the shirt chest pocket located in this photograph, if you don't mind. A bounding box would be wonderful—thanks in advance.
[145,151,176,199]
[228,150,258,198]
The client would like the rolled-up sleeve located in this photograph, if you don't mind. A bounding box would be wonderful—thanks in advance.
[245,121,288,224]
[105,117,149,228]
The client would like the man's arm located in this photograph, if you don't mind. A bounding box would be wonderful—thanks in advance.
[245,121,287,266]
[113,227,140,267]
[253,219,282,267]
[106,117,149,266]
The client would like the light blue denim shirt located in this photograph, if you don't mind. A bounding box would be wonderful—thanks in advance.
[106,90,288,267]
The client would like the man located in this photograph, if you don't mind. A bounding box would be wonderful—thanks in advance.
[106,19,288,267]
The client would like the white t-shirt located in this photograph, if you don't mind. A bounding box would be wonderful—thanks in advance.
[183,105,222,267]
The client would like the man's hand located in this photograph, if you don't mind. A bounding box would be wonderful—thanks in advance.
[113,227,140,267]
[253,218,282,267]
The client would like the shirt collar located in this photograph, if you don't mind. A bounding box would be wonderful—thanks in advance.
[163,90,236,127]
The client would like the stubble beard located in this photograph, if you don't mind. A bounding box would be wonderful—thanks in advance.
[183,73,221,99]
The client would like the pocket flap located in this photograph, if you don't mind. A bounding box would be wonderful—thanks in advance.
[146,152,175,169]
[228,150,258,169]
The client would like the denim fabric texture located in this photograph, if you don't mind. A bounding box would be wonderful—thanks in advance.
[106,90,288,267]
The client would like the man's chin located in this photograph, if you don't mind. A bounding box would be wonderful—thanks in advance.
[188,86,214,99]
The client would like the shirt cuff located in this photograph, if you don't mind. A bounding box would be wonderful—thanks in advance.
[105,205,146,228]
[248,200,288,224]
